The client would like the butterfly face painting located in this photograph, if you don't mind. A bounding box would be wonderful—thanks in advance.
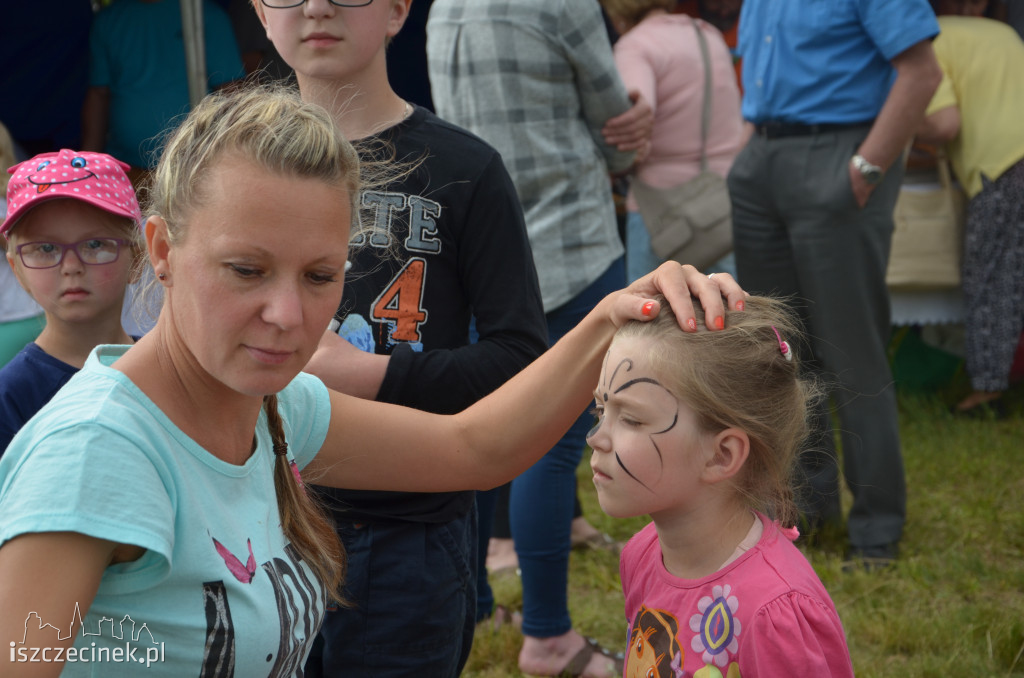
[587,337,711,520]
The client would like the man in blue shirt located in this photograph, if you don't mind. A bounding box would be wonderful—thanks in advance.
[726,0,942,568]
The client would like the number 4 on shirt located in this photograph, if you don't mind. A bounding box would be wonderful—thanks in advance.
[371,257,429,342]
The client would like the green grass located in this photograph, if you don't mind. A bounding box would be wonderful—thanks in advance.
[464,371,1024,676]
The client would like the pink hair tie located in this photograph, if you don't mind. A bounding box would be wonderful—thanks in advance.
[289,460,305,490]
[771,326,793,362]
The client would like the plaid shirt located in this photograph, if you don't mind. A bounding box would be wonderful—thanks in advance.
[427,0,634,311]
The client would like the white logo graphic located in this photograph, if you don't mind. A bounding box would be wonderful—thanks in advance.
[10,603,165,668]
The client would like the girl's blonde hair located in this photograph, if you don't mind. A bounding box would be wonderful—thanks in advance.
[148,84,362,247]
[598,0,677,27]
[614,296,818,527]
[148,84,358,603]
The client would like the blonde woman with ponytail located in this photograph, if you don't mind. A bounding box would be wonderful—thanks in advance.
[0,85,743,678]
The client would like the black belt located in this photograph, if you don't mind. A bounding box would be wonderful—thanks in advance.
[753,120,873,139]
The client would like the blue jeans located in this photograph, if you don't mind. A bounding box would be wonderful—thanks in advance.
[304,510,477,678]
[467,317,499,623]
[474,487,498,622]
[511,257,625,638]
[626,211,663,283]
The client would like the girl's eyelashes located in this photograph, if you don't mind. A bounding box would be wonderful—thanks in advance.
[589,404,642,429]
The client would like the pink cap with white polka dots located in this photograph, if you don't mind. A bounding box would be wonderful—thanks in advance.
[2,149,142,238]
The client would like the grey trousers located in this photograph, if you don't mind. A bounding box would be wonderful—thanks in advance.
[727,126,905,549]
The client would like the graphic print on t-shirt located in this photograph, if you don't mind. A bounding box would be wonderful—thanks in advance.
[687,584,741,674]
[212,536,257,584]
[626,605,685,678]
[627,584,744,677]
[343,188,443,353]
[201,543,326,678]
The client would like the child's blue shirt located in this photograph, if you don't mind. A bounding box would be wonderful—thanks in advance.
[0,342,78,455]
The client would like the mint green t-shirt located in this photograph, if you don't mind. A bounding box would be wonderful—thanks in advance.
[0,345,332,677]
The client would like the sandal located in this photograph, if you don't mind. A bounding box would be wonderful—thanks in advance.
[556,637,625,678]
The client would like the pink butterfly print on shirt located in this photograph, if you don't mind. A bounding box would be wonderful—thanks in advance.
[212,536,258,584]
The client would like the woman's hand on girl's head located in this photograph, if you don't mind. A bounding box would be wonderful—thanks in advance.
[625,263,746,332]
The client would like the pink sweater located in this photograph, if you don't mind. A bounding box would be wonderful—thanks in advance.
[620,516,855,677]
[613,14,743,211]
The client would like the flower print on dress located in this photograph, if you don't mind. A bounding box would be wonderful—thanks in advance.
[689,584,741,668]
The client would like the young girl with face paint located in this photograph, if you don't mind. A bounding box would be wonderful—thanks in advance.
[588,297,855,678]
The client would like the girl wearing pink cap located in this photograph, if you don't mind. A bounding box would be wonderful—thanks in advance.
[0,149,144,453]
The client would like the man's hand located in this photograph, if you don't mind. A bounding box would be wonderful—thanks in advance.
[848,38,942,208]
[602,90,653,152]
[848,161,874,208]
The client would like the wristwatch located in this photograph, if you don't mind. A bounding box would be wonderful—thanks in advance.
[851,154,884,185]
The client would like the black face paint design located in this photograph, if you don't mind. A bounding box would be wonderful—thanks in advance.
[645,411,679,468]
[615,376,662,393]
[588,352,615,441]
[615,451,651,490]
[600,353,681,493]
[607,356,633,391]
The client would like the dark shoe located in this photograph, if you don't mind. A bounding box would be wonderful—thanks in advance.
[842,542,899,573]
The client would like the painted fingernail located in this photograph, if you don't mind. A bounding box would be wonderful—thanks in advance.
[687,318,698,332]
[642,301,655,316]
[736,300,745,312]
[715,316,724,330]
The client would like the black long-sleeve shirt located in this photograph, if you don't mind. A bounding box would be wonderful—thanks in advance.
[316,106,548,523]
